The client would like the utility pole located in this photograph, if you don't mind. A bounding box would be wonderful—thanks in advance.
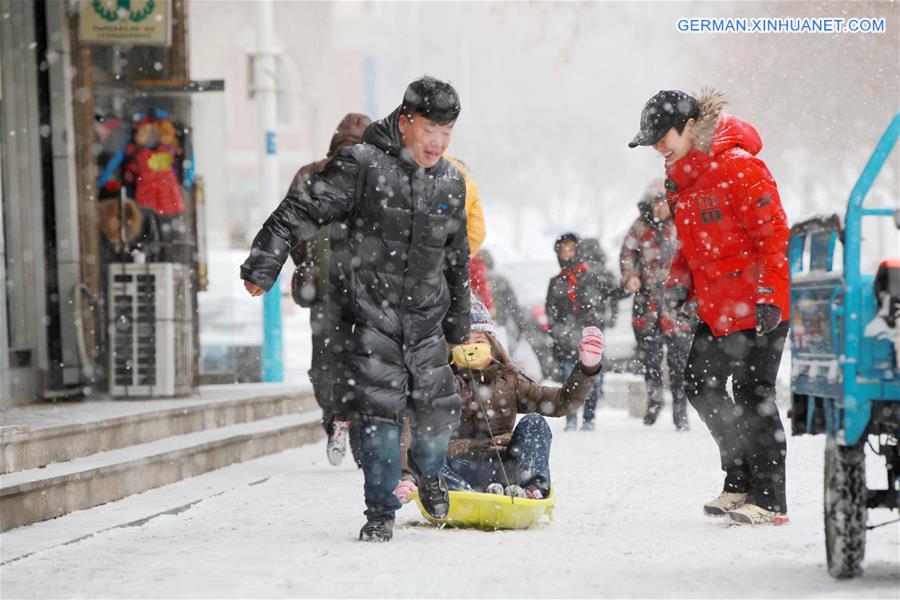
[253,0,283,382]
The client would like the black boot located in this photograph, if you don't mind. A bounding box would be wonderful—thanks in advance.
[643,407,660,426]
[673,409,690,431]
[643,387,663,426]
[673,394,690,431]
[408,452,450,519]
[359,516,394,542]
[418,474,450,519]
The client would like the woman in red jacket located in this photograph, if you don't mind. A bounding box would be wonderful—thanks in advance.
[628,89,790,526]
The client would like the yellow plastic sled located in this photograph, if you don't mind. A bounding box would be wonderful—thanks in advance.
[410,488,555,530]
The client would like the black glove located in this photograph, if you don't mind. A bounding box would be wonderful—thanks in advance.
[664,285,690,314]
[755,304,782,336]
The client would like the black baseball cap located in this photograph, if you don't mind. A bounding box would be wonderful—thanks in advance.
[628,90,700,148]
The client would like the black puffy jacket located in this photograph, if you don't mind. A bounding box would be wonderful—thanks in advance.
[240,107,471,433]
[546,258,606,364]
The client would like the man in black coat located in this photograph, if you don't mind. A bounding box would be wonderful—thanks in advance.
[241,77,471,542]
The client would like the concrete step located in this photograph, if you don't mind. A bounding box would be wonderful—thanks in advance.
[1,385,316,474]
[0,411,324,531]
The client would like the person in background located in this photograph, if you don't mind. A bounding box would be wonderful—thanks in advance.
[445,153,486,257]
[468,252,494,312]
[479,248,524,345]
[572,238,619,423]
[619,182,696,430]
[578,238,620,330]
[481,248,556,380]
[288,113,371,468]
[546,233,605,431]
[628,88,790,525]
[445,154,492,311]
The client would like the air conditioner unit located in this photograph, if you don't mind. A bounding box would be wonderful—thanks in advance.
[107,263,194,397]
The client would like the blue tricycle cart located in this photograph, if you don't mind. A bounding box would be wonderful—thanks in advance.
[788,113,900,578]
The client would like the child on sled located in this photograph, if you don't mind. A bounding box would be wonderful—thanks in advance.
[396,301,603,502]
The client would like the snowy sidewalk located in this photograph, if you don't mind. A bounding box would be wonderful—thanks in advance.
[2,408,898,598]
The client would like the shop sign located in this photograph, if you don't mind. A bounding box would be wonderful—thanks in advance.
[79,0,171,46]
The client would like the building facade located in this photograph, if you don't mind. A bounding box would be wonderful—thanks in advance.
[1,0,197,407]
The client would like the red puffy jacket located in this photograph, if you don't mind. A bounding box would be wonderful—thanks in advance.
[665,112,790,337]
[469,253,495,313]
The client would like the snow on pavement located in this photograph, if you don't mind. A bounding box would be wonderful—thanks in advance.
[2,408,898,598]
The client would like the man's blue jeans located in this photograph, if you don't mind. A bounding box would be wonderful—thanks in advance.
[559,360,602,427]
[360,420,451,519]
[442,414,553,496]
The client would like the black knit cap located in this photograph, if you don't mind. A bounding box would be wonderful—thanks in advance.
[628,90,700,148]
[401,76,461,125]
[554,232,579,254]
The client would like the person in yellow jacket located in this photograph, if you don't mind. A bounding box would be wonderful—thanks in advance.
[445,153,486,256]
[445,153,493,312]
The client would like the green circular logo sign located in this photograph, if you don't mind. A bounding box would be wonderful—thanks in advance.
[91,0,156,23]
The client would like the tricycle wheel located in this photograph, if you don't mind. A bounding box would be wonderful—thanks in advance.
[824,438,867,578]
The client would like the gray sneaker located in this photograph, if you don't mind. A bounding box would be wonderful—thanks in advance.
[504,484,527,498]
[727,503,790,526]
[703,491,748,517]
[486,483,505,495]
[326,420,350,466]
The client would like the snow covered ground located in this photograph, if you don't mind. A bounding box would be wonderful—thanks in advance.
[2,407,898,599]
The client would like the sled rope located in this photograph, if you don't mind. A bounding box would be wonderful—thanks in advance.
[460,357,515,504]
[866,517,899,530]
